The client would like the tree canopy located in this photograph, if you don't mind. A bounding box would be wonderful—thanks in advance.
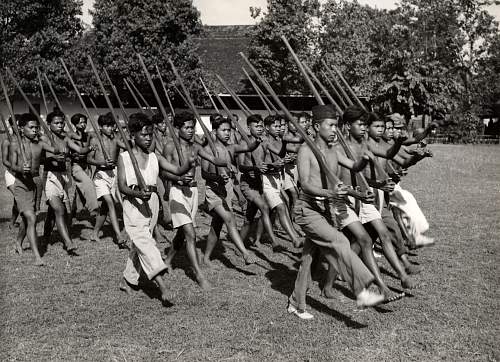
[0,0,84,95]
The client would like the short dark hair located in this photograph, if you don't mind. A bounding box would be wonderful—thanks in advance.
[71,113,86,126]
[209,113,224,127]
[46,109,65,124]
[174,111,195,129]
[128,113,152,133]
[211,114,230,130]
[97,112,114,127]
[151,113,164,124]
[365,112,383,127]
[246,114,263,126]
[341,106,367,127]
[264,115,278,127]
[18,113,38,127]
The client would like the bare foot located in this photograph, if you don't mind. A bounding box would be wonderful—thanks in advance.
[202,257,217,269]
[33,259,45,266]
[197,276,211,290]
[293,238,304,248]
[164,262,173,274]
[272,243,286,253]
[160,292,174,307]
[89,231,100,243]
[14,244,23,255]
[401,276,417,289]
[66,245,79,257]
[119,280,134,295]
[243,253,257,265]
[322,286,336,299]
[406,264,422,275]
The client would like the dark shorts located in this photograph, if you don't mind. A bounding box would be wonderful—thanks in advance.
[14,176,36,214]
[239,173,262,203]
[205,180,234,212]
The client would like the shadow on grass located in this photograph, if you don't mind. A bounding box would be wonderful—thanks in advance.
[251,247,367,329]
[203,238,258,276]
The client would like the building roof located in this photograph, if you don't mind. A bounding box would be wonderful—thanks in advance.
[196,26,254,92]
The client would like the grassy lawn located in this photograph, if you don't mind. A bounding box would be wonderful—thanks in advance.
[0,144,498,361]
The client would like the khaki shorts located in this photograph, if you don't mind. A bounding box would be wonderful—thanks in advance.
[262,173,283,209]
[169,185,198,228]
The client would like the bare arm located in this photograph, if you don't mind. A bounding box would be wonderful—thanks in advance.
[158,153,193,175]
[2,140,11,168]
[230,138,261,154]
[117,154,150,200]
[198,146,227,167]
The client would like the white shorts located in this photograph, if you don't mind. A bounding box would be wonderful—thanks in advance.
[44,171,70,204]
[169,185,198,228]
[262,173,283,209]
[5,170,15,188]
[335,200,360,230]
[359,202,382,224]
[94,169,117,200]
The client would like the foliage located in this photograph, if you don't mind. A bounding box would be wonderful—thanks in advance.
[90,0,204,104]
[318,0,387,96]
[246,0,321,94]
[0,0,84,96]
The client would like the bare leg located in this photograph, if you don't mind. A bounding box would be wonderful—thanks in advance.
[344,222,403,300]
[164,228,184,272]
[92,198,108,241]
[43,205,55,240]
[8,186,19,227]
[367,219,416,289]
[275,204,301,247]
[182,223,210,289]
[23,210,44,265]
[102,194,125,245]
[203,214,223,267]
[253,196,279,250]
[48,197,77,254]
[15,215,26,254]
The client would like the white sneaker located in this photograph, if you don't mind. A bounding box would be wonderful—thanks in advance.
[356,289,385,308]
[415,235,435,247]
[287,303,314,320]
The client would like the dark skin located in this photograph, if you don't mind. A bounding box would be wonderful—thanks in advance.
[69,116,96,219]
[162,119,227,290]
[282,117,307,235]
[297,117,382,300]
[2,135,19,228]
[262,119,302,247]
[42,116,88,255]
[10,120,63,264]
[237,119,281,250]
[87,121,126,245]
[118,124,195,304]
[201,121,260,266]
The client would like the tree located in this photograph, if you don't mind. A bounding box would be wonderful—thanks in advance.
[318,0,387,97]
[0,0,84,96]
[90,0,204,104]
[372,0,499,127]
[246,0,321,94]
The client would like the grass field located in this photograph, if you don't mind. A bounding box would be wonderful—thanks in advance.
[0,144,499,361]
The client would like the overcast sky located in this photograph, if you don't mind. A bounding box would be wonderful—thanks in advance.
[81,0,500,26]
